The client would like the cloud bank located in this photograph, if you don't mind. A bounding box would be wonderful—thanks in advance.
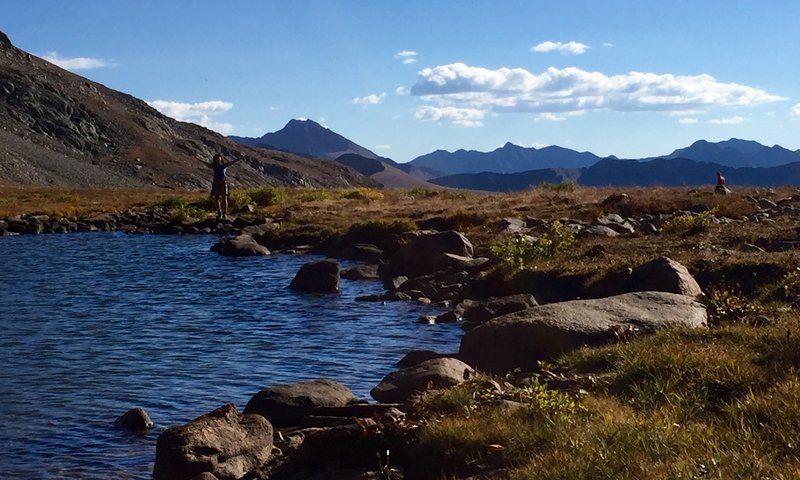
[410,63,785,126]
[792,103,800,117]
[531,41,589,55]
[40,51,114,70]
[147,100,234,134]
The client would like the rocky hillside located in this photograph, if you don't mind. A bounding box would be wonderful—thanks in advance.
[0,32,374,189]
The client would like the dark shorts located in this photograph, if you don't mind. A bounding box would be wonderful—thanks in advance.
[210,180,228,198]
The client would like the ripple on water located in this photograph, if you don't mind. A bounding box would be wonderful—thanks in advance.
[0,232,462,479]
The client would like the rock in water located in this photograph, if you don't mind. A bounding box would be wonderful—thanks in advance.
[210,234,270,257]
[114,407,153,431]
[244,379,355,427]
[289,259,340,293]
[386,230,473,278]
[370,358,474,403]
[153,404,273,480]
[460,291,707,374]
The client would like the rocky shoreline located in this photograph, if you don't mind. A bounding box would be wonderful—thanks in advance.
[10,188,800,478]
[107,208,709,479]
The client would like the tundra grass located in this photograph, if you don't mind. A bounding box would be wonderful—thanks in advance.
[408,319,800,479]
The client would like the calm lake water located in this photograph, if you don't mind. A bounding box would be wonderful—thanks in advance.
[0,232,462,479]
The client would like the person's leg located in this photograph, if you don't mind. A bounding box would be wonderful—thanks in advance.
[222,195,229,219]
[215,196,222,217]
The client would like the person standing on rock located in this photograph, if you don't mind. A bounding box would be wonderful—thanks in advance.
[203,154,241,219]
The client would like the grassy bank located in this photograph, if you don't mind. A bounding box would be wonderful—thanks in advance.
[6,183,800,478]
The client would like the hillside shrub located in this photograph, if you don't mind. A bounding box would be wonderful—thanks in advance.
[661,210,715,234]
[247,186,286,206]
[491,220,575,270]
[228,190,253,210]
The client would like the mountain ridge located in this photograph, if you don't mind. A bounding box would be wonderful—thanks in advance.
[0,32,374,189]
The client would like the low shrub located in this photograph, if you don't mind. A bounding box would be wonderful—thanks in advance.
[703,284,760,325]
[661,210,715,234]
[247,186,285,206]
[228,190,253,211]
[490,220,575,270]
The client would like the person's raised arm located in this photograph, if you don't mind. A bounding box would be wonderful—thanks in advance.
[224,157,242,168]
[198,157,213,168]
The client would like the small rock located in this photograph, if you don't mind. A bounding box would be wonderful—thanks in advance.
[114,407,153,431]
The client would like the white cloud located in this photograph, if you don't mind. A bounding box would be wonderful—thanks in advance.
[414,106,484,127]
[411,63,786,122]
[602,42,614,48]
[395,86,410,95]
[395,50,418,64]
[536,112,567,121]
[40,51,115,70]
[791,103,800,117]
[147,100,235,134]
[531,41,589,55]
[678,118,699,124]
[709,116,747,124]
[352,93,386,105]
[375,144,391,150]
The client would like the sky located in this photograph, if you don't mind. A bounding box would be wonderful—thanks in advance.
[4,1,800,162]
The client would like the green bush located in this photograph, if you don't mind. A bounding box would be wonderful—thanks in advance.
[491,220,575,270]
[247,186,286,206]
[228,190,253,210]
[661,210,715,234]
[156,196,187,209]
[703,284,759,324]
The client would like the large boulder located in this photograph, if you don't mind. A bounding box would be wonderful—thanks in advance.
[153,404,273,480]
[589,256,702,298]
[210,235,270,257]
[289,259,340,293]
[370,358,474,403]
[386,230,473,278]
[460,291,707,374]
[244,379,356,427]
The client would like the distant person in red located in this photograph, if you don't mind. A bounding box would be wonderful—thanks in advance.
[716,172,726,186]
[201,154,241,219]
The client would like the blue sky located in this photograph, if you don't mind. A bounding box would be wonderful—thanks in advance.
[5,1,800,162]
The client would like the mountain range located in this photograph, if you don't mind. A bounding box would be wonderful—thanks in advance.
[4,29,800,192]
[236,119,800,190]
[0,31,374,189]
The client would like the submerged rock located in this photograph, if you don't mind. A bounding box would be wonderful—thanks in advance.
[114,407,153,431]
[289,259,340,293]
[210,234,270,257]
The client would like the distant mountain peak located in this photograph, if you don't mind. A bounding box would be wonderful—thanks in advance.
[0,31,11,47]
[230,118,380,161]
[665,138,798,168]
